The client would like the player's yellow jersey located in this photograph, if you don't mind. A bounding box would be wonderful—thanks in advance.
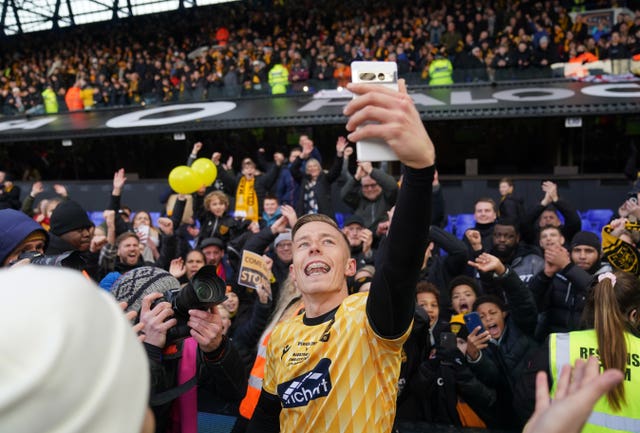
[263,292,411,433]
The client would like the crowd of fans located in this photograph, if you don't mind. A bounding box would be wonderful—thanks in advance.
[1,0,639,115]
[1,131,639,431]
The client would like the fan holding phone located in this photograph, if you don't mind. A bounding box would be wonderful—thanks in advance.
[463,251,540,429]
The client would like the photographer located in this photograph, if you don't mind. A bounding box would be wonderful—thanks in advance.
[112,266,247,433]
[0,208,48,267]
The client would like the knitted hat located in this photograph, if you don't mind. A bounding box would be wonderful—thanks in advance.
[49,200,94,236]
[0,266,149,433]
[570,231,601,252]
[0,209,49,266]
[111,266,180,312]
[274,230,292,247]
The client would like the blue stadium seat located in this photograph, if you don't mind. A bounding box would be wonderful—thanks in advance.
[583,209,614,234]
[443,214,455,234]
[88,211,105,227]
[454,213,476,239]
[334,212,351,229]
[149,212,161,226]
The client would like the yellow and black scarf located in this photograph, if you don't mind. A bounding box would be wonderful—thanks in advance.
[602,222,640,275]
[235,176,259,222]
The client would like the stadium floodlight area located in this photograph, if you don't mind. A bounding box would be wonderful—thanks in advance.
[1,0,239,36]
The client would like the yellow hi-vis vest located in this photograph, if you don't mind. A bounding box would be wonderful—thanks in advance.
[549,330,640,432]
[428,58,453,86]
[42,88,58,114]
[268,64,289,94]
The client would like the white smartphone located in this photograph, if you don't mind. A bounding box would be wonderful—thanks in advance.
[350,61,399,162]
[135,224,150,244]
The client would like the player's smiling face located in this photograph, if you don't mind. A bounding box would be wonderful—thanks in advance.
[291,221,355,308]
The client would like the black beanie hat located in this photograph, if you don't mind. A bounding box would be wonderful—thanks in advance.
[50,200,94,236]
[570,231,601,252]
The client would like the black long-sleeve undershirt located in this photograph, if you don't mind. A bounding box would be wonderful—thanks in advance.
[367,165,434,338]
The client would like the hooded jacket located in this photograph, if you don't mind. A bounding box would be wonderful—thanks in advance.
[0,209,48,266]
[529,260,612,338]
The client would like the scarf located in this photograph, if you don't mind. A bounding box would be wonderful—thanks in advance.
[235,176,259,222]
[303,180,318,214]
[602,222,640,275]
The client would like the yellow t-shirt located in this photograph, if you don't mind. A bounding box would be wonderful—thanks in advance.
[263,292,410,433]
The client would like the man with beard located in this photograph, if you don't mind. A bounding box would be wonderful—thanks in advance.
[467,217,544,291]
[99,232,153,289]
[528,231,611,341]
[340,160,398,241]
[341,214,375,269]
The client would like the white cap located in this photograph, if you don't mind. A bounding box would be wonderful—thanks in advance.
[0,266,149,433]
[274,230,292,247]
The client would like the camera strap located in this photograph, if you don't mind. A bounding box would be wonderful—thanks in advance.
[149,375,197,406]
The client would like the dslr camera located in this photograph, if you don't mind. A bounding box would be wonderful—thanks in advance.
[152,265,227,343]
[15,250,86,270]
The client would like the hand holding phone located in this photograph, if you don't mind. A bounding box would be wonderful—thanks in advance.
[350,61,399,162]
[135,224,150,245]
[464,312,485,334]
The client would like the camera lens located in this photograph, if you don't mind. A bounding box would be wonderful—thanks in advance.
[193,280,216,301]
[358,72,376,81]
[377,73,385,80]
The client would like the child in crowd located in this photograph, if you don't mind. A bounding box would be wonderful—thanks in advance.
[396,282,496,427]
[449,275,480,315]
[416,281,448,347]
[260,194,282,228]
[193,190,252,247]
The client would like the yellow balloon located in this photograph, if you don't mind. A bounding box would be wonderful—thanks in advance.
[191,158,218,186]
[168,166,201,194]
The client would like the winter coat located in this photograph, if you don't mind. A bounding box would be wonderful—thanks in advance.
[530,260,612,338]
[340,167,398,233]
[291,155,342,217]
[468,267,539,429]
